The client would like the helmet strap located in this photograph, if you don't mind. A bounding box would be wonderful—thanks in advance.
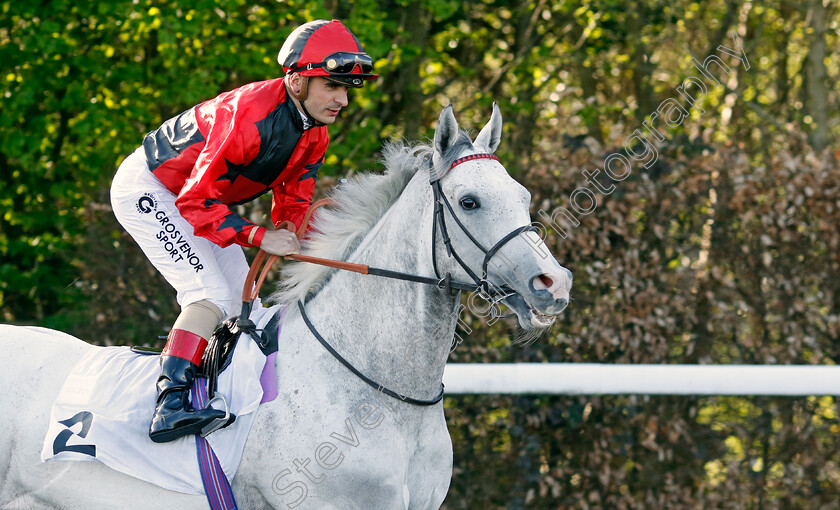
[299,98,325,128]
[286,75,324,128]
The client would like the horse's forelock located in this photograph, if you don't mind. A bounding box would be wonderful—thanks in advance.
[429,131,475,181]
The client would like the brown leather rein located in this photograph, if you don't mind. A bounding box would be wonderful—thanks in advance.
[242,199,482,303]
[242,198,369,302]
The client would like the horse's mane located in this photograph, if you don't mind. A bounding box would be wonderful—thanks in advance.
[270,133,475,305]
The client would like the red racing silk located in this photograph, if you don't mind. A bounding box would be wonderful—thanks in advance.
[143,78,328,249]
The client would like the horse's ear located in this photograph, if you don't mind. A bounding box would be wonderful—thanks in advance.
[474,102,503,153]
[434,104,460,156]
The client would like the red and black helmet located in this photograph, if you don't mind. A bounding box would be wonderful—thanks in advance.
[278,20,378,88]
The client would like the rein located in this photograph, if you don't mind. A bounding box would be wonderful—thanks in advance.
[242,152,535,406]
[242,201,480,302]
[297,301,445,405]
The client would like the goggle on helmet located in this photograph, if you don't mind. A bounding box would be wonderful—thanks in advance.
[278,19,379,88]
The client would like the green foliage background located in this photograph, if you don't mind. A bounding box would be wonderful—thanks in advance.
[2,0,839,507]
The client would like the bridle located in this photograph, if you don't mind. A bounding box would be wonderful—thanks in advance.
[430,153,538,305]
[247,152,537,406]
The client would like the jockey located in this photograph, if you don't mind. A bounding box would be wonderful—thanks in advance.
[110,19,377,443]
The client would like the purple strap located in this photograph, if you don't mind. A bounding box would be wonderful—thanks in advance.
[259,353,278,404]
[191,378,237,510]
[186,305,287,508]
[259,304,287,404]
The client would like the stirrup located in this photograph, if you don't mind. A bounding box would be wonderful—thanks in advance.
[199,393,231,437]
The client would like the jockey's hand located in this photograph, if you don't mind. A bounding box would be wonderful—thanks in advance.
[260,229,300,256]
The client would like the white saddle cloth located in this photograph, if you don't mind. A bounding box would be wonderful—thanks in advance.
[40,325,268,495]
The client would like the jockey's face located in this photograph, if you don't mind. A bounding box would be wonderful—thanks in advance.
[287,74,349,125]
[305,77,349,124]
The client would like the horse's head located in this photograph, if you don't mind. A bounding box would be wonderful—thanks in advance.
[430,104,572,338]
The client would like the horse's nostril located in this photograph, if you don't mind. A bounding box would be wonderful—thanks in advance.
[538,274,554,289]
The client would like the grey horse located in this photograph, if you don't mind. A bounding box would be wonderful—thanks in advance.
[0,104,571,509]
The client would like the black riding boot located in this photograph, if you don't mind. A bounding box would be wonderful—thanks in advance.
[148,355,231,443]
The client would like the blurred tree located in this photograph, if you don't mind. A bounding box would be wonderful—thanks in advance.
[804,0,829,151]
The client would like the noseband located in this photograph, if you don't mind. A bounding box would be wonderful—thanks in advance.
[297,152,538,406]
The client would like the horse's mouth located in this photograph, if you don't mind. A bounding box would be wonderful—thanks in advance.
[503,294,559,330]
[530,307,557,327]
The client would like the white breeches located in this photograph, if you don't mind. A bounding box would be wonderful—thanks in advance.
[110,148,255,318]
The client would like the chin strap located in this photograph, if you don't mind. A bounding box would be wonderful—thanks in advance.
[288,76,324,129]
[298,99,324,128]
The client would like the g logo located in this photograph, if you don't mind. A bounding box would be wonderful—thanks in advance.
[137,195,156,214]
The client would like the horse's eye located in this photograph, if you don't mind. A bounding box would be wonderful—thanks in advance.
[459,196,480,210]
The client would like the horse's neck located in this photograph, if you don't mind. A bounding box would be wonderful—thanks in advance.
[302,174,457,399]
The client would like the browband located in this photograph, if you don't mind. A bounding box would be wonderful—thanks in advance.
[448,153,499,170]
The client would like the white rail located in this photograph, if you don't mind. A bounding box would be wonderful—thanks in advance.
[442,363,840,396]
